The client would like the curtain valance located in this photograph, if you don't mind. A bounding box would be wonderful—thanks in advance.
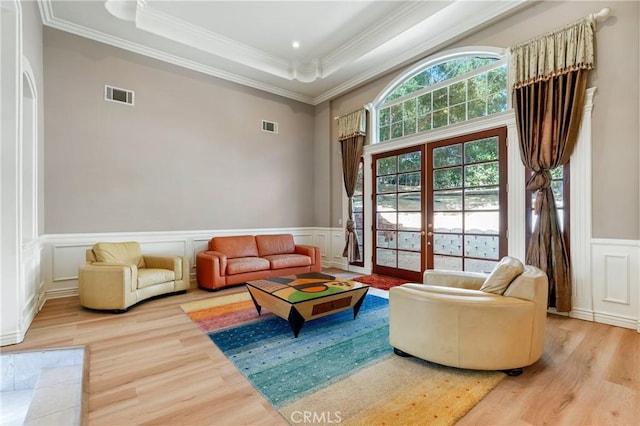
[510,17,595,89]
[337,109,367,140]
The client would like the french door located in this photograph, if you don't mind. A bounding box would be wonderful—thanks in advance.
[372,147,425,282]
[426,128,507,272]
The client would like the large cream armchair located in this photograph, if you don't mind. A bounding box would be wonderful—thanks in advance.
[389,259,548,376]
[78,242,190,312]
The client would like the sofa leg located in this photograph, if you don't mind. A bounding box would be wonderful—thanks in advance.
[502,368,523,376]
[393,347,413,357]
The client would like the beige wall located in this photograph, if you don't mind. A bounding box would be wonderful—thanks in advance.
[44,28,316,233]
[327,1,640,240]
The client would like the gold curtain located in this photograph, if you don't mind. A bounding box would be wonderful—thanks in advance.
[510,17,594,312]
[338,109,366,262]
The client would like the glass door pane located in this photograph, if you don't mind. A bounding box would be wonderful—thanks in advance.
[427,128,507,273]
[373,148,424,281]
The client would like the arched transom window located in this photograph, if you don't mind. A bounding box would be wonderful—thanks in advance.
[376,51,507,143]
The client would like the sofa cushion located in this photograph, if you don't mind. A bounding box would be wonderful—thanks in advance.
[480,256,524,295]
[256,234,295,257]
[226,257,270,275]
[210,235,259,259]
[93,242,146,269]
[138,268,175,289]
[264,254,311,269]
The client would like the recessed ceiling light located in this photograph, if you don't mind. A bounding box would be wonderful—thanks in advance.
[292,41,300,49]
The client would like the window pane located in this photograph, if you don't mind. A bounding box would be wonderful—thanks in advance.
[488,67,507,94]
[465,137,498,163]
[377,157,396,175]
[465,211,499,234]
[353,195,363,211]
[379,107,390,126]
[449,103,466,124]
[391,122,403,138]
[377,193,397,210]
[464,235,499,260]
[552,180,564,207]
[376,248,396,267]
[377,212,397,230]
[434,234,463,255]
[464,258,497,274]
[464,162,499,187]
[417,93,431,114]
[487,91,507,114]
[449,81,466,105]
[377,176,396,193]
[468,99,487,119]
[434,212,462,233]
[433,144,462,168]
[418,114,432,132]
[398,151,421,173]
[433,190,462,211]
[379,125,390,142]
[433,109,448,128]
[398,251,421,272]
[398,212,421,231]
[434,167,462,189]
[391,104,403,123]
[465,187,499,210]
[398,231,421,251]
[398,172,421,192]
[468,73,487,100]
[433,87,448,110]
[434,255,462,271]
[377,231,397,248]
[398,193,421,211]
[550,166,563,179]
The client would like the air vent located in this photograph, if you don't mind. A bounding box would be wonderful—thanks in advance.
[261,120,278,133]
[105,85,134,106]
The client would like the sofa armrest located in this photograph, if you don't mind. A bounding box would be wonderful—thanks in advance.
[294,245,317,263]
[144,255,188,280]
[423,269,487,290]
[196,250,227,289]
[78,264,138,309]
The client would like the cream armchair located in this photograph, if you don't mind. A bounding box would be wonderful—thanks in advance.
[78,242,190,312]
[389,258,548,376]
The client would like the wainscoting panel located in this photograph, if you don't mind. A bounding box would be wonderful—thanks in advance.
[41,228,342,300]
[591,239,640,331]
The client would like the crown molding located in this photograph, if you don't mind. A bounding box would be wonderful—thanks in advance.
[313,0,531,105]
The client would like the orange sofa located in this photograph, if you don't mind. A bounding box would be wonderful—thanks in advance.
[196,234,322,291]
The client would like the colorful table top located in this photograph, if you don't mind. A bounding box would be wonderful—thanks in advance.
[246,272,368,303]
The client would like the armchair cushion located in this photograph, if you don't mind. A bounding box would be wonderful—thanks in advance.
[480,256,524,294]
[138,269,175,289]
[93,242,146,269]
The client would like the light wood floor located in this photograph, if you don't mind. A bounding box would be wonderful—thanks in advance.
[2,272,639,426]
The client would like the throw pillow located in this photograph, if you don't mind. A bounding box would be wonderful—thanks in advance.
[480,256,524,294]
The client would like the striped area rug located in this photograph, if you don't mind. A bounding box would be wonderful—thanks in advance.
[180,291,504,425]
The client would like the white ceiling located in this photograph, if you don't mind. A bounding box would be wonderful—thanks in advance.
[39,0,532,105]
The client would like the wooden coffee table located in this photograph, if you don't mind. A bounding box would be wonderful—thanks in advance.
[245,272,369,337]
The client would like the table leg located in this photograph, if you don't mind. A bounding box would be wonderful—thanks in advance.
[248,290,262,315]
[288,307,305,338]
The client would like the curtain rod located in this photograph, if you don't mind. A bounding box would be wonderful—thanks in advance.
[334,105,368,121]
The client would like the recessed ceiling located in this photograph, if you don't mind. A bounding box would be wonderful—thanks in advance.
[38,0,532,105]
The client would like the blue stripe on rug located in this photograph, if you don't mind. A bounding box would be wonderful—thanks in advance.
[207,294,391,407]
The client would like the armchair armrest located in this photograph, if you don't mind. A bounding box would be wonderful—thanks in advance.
[144,255,189,280]
[423,269,487,290]
[78,264,138,309]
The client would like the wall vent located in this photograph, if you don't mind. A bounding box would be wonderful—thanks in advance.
[105,85,134,106]
[261,120,278,133]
